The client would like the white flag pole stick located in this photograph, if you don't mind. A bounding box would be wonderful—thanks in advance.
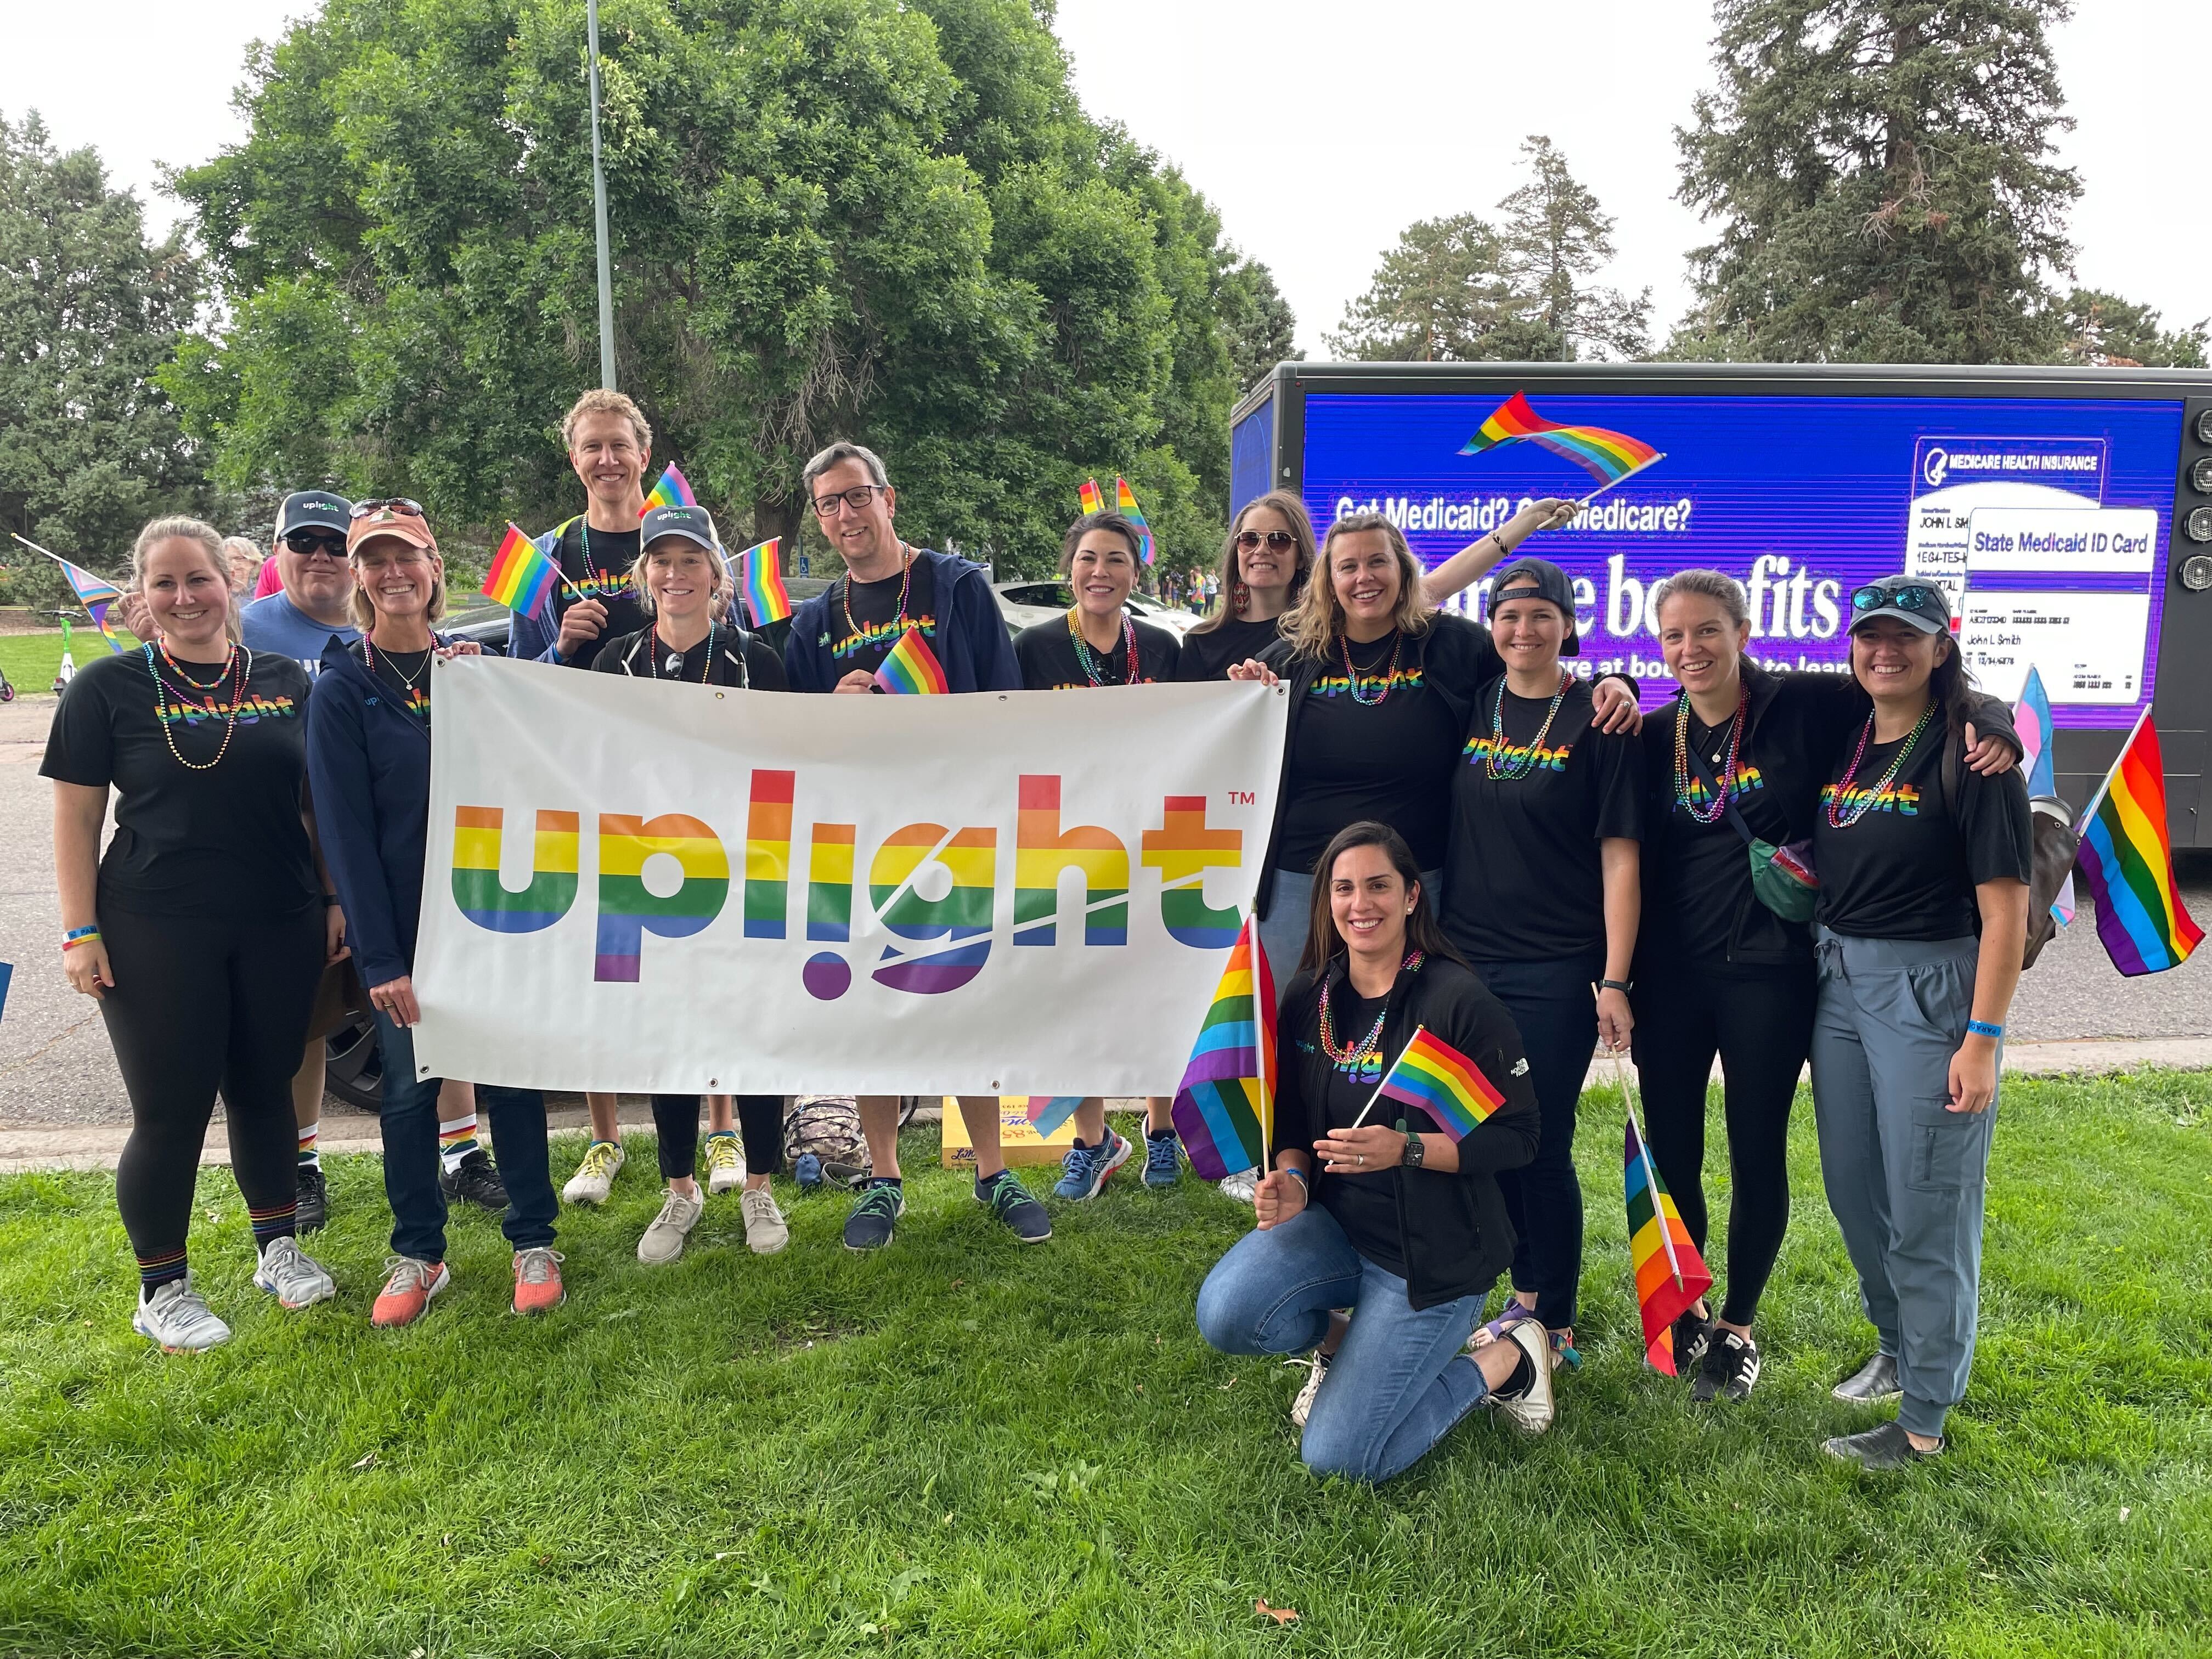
[1349,1026,1423,1129]
[2073,704,2153,835]
[1617,1049,1685,1291]
[1570,451,1667,513]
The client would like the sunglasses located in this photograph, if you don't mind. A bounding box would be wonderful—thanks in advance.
[351,498,425,520]
[282,529,348,557]
[1235,530,1298,552]
[1851,583,1941,612]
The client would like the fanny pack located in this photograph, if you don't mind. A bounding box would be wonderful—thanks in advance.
[1681,729,1820,922]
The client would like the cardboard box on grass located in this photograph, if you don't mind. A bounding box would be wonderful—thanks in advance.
[940,1096,1081,1167]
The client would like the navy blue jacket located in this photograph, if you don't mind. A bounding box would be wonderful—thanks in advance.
[782,547,1021,693]
[305,635,448,988]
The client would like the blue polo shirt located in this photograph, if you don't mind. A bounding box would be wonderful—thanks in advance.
[240,592,360,669]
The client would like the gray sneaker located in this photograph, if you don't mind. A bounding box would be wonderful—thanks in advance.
[1489,1318,1556,1435]
[637,1187,704,1265]
[741,1187,789,1255]
[1832,1351,1902,1404]
[252,1235,336,1309]
[132,1274,232,1353]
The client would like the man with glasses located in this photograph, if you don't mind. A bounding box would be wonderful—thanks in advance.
[781,442,1046,1251]
[241,491,362,664]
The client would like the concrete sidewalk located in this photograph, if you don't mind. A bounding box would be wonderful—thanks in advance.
[6,1038,2205,1176]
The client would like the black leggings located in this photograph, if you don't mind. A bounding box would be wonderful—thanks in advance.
[1629,960,1815,1329]
[100,901,323,1266]
[649,1094,784,1182]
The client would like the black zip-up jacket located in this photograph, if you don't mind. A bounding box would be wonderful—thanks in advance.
[591,623,787,689]
[1271,954,1541,1309]
[1636,662,2020,969]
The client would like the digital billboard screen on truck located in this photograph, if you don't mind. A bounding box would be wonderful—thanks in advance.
[1296,390,2188,731]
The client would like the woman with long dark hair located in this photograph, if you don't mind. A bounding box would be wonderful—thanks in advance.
[1194,821,1551,1481]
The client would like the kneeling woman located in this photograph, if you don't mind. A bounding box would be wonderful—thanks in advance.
[593,505,792,1261]
[1194,822,1553,1482]
[307,502,565,1326]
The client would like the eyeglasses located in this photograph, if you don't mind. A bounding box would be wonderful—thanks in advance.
[351,498,425,520]
[1851,583,1941,613]
[283,529,348,558]
[1235,530,1298,552]
[811,484,885,518]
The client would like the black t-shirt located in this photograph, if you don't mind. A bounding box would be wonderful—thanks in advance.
[590,624,788,690]
[1014,614,1181,689]
[1813,714,2033,940]
[1277,631,1459,874]
[1654,697,1797,963]
[825,554,940,680]
[1173,614,1285,682]
[1301,983,1407,1278]
[40,647,319,918]
[1444,675,1643,962]
[551,520,646,664]
[363,642,433,725]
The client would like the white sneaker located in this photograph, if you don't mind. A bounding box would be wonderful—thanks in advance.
[704,1133,747,1195]
[637,1186,704,1265]
[1489,1318,1556,1435]
[133,1274,232,1353]
[252,1235,336,1308]
[563,1140,625,1206]
[1288,1351,1331,1429]
[1218,1169,1259,1204]
[741,1187,789,1255]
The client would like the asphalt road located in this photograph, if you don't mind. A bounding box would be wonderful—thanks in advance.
[5,693,2209,1131]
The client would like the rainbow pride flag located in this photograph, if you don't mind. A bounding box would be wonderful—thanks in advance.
[1114,476,1155,566]
[1626,1096,1713,1375]
[1374,1025,1505,1139]
[15,538,127,652]
[873,627,949,695]
[1169,912,1275,1180]
[741,538,792,625]
[1077,478,1105,516]
[2076,710,2203,976]
[1024,1097,1086,1137]
[644,464,697,514]
[481,522,560,618]
[1460,391,1663,490]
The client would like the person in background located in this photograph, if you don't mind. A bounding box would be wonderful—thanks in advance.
[307,501,563,1327]
[1194,821,1550,1480]
[591,504,793,1261]
[44,516,339,1351]
[1808,577,2030,1468]
[222,536,264,596]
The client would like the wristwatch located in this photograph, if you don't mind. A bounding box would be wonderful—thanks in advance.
[1402,1129,1425,1169]
[1600,978,1632,995]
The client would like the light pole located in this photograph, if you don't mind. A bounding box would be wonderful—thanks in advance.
[586,0,618,390]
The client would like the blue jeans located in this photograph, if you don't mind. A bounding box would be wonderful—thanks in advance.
[372,1011,557,1263]
[1259,866,1444,990]
[1195,1206,1491,1483]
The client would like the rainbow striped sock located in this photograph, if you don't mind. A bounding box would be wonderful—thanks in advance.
[438,1114,480,1172]
[297,1121,320,1169]
[136,1247,189,1295]
[247,1200,296,1250]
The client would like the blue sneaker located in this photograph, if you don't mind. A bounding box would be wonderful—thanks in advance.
[843,1180,906,1250]
[1142,1128,1181,1189]
[977,1170,1052,1242]
[1053,1130,1132,1200]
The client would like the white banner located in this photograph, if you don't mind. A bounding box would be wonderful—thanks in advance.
[412,657,1288,1097]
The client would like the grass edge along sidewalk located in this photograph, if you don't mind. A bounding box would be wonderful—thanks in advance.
[0,1070,2207,1658]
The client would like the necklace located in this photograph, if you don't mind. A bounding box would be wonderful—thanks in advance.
[1065,607,1138,686]
[1484,669,1571,781]
[1316,950,1425,1065]
[577,518,633,592]
[648,622,716,682]
[363,632,431,704]
[1826,701,1937,829]
[840,543,913,647]
[145,640,246,771]
[1673,690,1748,823]
[1339,629,1404,706]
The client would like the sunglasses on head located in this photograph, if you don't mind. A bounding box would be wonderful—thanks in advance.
[1852,583,1940,613]
[350,498,425,520]
[1235,529,1297,552]
[283,529,348,556]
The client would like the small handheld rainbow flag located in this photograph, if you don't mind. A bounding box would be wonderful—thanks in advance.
[1024,1097,1086,1137]
[740,538,792,626]
[873,627,949,695]
[1169,912,1276,1180]
[1077,478,1105,516]
[1114,476,1155,566]
[643,464,697,514]
[1622,1064,1713,1375]
[1368,1025,1506,1139]
[1460,391,1663,495]
[2076,709,2203,975]
[481,523,561,618]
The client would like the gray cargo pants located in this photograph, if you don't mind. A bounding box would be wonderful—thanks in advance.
[1809,927,1996,1439]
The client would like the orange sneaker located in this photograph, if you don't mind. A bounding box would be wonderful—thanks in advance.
[512,1247,565,1315]
[371,1257,449,1328]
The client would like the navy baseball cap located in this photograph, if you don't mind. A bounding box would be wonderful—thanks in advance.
[640,504,718,552]
[275,490,353,539]
[1489,555,1581,657]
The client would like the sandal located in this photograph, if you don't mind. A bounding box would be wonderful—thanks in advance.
[1549,1329,1583,1372]
[1469,1302,1540,1350]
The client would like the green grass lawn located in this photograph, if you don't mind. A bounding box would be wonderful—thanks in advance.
[1,1073,2207,1658]
[0,629,142,697]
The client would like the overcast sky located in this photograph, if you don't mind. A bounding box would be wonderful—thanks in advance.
[10,1,2205,357]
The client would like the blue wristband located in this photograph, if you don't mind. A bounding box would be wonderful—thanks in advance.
[1966,1019,2003,1039]
[1282,1165,1308,1189]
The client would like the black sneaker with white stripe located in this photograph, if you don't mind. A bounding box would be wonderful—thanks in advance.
[1691,1328,1761,1402]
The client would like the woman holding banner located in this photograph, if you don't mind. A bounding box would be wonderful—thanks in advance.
[591,504,793,1260]
[45,516,340,1351]
[1194,821,1551,1480]
[307,501,565,1327]
[1633,570,2019,1405]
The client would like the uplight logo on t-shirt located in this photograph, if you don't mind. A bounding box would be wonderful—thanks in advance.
[1308,665,1424,699]
[1674,763,1766,811]
[1462,733,1571,772]
[159,691,300,727]
[1818,780,1920,817]
[830,613,939,662]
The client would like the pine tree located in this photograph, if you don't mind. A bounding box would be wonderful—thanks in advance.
[1672,0,2081,363]
[1497,137,1651,361]
[2057,289,2208,369]
[1219,257,1300,392]
[1325,214,1548,362]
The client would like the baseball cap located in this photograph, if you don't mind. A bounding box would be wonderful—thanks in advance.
[345,500,438,555]
[640,504,719,552]
[1848,574,1950,636]
[275,490,353,540]
[1489,555,1581,657]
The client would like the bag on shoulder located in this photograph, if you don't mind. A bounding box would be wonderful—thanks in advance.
[782,1094,871,1188]
[1681,720,1820,922]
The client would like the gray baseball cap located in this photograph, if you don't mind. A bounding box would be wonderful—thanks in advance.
[640,504,718,552]
[275,489,353,539]
[1848,574,1951,636]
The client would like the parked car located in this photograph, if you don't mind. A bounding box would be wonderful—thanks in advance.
[990,580,1200,637]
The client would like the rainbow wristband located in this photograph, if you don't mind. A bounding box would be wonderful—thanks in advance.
[1966,1019,2003,1039]
[62,927,100,951]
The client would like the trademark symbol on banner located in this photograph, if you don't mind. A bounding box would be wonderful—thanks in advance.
[1226,789,1256,806]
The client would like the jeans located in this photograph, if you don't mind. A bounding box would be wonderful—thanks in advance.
[373,1011,557,1263]
[1259,866,1444,990]
[1195,1205,1491,1483]
[1470,951,1604,1330]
